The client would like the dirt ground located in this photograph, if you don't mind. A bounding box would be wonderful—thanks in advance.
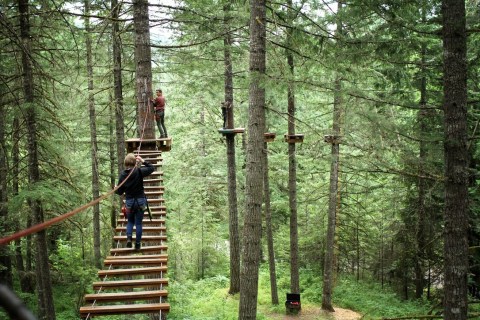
[265,305,362,320]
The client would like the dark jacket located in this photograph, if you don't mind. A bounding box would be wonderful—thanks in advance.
[115,161,154,198]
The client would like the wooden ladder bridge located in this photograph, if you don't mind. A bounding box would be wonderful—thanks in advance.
[80,139,172,319]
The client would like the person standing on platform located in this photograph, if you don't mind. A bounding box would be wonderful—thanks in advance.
[221,102,227,129]
[152,89,168,138]
[115,153,154,250]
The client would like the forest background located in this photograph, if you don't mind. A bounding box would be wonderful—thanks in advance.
[0,0,479,319]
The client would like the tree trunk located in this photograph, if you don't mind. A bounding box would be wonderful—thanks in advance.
[322,1,343,311]
[200,108,206,280]
[133,0,155,139]
[322,141,339,312]
[263,141,278,305]
[85,0,101,269]
[109,96,117,245]
[0,92,12,288]
[286,0,300,296]
[19,0,56,318]
[239,0,266,318]
[415,34,427,299]
[442,0,468,319]
[224,2,240,295]
[13,115,34,293]
[112,0,125,171]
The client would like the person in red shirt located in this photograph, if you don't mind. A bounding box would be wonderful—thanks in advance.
[152,89,168,138]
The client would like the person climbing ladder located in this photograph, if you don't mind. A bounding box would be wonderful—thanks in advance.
[115,153,154,250]
[152,88,168,138]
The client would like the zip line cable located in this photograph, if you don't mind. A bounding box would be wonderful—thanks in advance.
[0,84,154,247]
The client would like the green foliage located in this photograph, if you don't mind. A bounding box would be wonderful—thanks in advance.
[49,239,97,284]
[334,277,432,319]
[163,267,435,320]
[168,276,239,320]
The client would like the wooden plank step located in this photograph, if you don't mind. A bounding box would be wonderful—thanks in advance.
[150,171,164,176]
[150,162,162,167]
[92,278,168,290]
[110,245,168,255]
[138,154,162,159]
[117,207,165,217]
[147,214,166,219]
[145,190,164,196]
[115,226,166,232]
[142,156,162,161]
[104,258,167,266]
[80,303,170,317]
[116,213,166,220]
[113,235,167,242]
[147,198,165,204]
[120,201,165,207]
[98,266,167,277]
[106,254,168,260]
[116,219,165,225]
[84,290,168,303]
[149,210,166,214]
[143,178,163,184]
[149,205,166,211]
[144,185,164,190]
[137,149,162,155]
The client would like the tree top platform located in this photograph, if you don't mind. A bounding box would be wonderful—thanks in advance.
[323,135,341,144]
[125,137,172,153]
[218,128,245,135]
[284,134,304,143]
[264,132,276,142]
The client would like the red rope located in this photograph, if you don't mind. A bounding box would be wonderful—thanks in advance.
[0,167,136,246]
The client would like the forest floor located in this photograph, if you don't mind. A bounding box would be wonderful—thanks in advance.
[263,305,362,320]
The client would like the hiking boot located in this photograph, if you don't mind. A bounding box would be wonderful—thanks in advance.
[126,237,132,248]
[135,242,141,250]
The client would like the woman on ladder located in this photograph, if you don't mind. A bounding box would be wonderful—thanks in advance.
[115,153,154,250]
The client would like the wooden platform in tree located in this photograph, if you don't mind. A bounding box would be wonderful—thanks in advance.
[126,138,172,153]
[264,132,276,142]
[284,134,304,143]
[324,134,342,144]
[218,127,245,135]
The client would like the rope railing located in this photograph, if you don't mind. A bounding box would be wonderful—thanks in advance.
[0,168,134,247]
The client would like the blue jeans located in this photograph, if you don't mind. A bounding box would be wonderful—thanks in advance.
[125,197,146,244]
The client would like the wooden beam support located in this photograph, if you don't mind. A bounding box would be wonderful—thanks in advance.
[80,303,170,317]
[218,127,245,136]
[264,132,276,142]
[284,134,304,143]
